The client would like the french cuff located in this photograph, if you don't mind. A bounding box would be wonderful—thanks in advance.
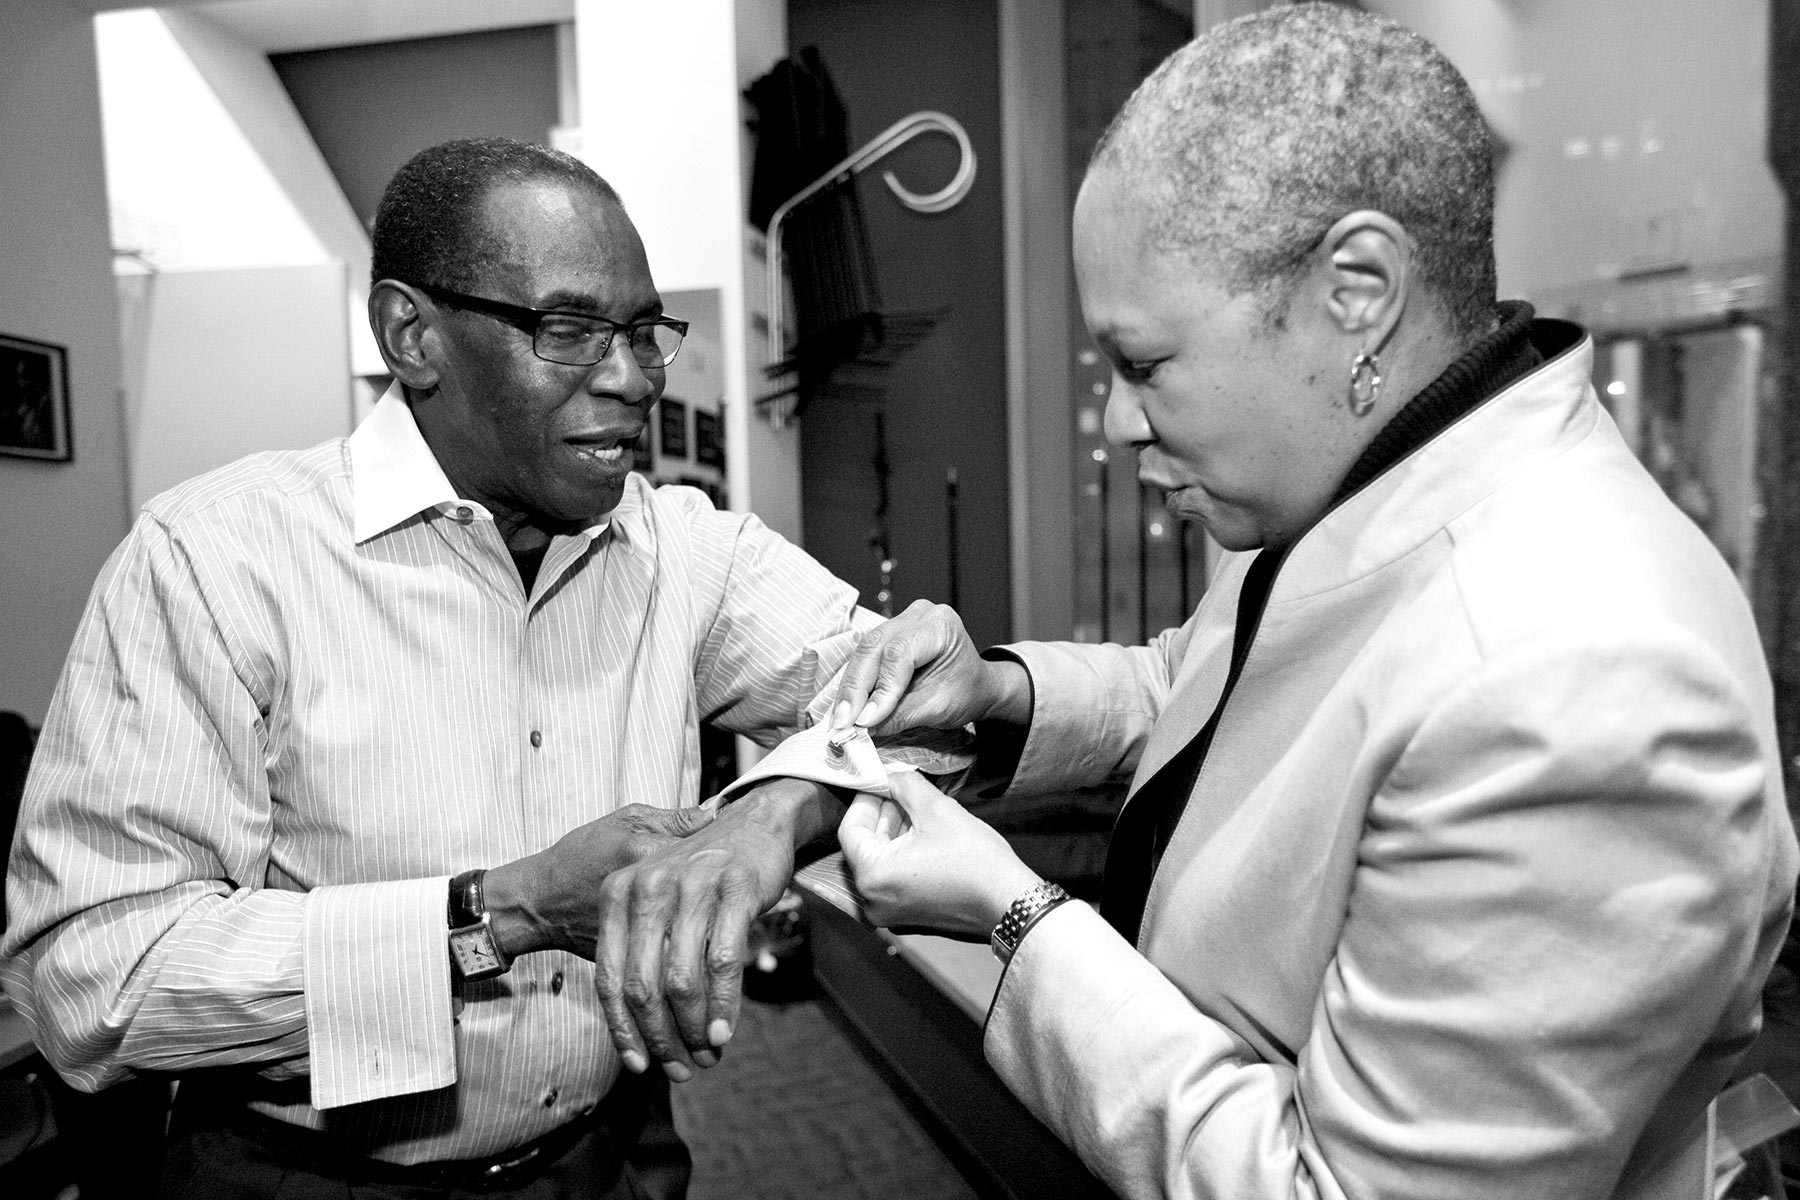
[302,877,456,1109]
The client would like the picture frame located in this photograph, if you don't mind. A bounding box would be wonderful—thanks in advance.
[694,406,725,469]
[659,397,689,460]
[0,334,72,462]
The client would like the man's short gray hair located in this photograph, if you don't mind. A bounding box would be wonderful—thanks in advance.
[1092,2,1497,338]
[371,137,623,293]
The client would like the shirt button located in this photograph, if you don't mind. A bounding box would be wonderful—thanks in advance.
[550,972,564,995]
[529,730,543,748]
[454,505,473,523]
[542,1088,559,1108]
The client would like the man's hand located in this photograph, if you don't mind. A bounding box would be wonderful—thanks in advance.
[838,770,1040,938]
[593,777,844,1082]
[827,599,1032,737]
[483,804,716,961]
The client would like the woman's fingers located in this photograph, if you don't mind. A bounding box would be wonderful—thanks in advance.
[838,792,888,867]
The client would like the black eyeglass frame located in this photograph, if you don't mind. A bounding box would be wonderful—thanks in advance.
[408,282,689,368]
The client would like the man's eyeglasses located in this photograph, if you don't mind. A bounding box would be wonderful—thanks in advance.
[411,282,688,368]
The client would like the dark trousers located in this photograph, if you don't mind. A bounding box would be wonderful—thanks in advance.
[157,1070,691,1200]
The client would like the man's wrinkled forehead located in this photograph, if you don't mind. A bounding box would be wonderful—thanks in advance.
[474,178,657,309]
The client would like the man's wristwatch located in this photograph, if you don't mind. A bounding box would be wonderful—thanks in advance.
[990,880,1072,965]
[448,868,512,981]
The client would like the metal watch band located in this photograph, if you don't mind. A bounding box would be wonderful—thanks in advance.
[990,880,1072,964]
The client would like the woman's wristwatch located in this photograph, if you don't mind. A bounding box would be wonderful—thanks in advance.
[448,868,512,981]
[990,880,1073,964]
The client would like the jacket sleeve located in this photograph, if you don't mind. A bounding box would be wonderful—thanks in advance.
[983,627,1794,1200]
[0,516,453,1106]
[999,620,1199,795]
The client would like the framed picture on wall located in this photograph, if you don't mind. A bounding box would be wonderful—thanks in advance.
[659,398,689,460]
[0,334,72,462]
[694,406,724,470]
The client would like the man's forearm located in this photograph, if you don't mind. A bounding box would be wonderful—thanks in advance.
[723,776,848,853]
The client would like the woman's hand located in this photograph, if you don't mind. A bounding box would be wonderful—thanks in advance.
[827,600,1032,737]
[838,769,1041,938]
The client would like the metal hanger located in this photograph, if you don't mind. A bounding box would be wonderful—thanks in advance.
[763,109,977,425]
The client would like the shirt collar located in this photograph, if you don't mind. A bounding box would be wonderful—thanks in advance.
[348,383,611,545]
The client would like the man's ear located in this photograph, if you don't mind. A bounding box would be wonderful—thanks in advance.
[369,280,440,389]
[1319,210,1411,351]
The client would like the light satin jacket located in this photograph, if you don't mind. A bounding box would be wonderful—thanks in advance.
[989,321,1797,1199]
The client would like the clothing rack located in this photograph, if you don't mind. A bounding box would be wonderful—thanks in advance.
[761,109,976,428]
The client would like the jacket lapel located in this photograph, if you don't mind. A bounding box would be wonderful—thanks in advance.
[1124,553,1248,795]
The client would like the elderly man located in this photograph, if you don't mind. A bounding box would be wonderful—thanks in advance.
[1,137,869,1198]
[832,6,1797,1199]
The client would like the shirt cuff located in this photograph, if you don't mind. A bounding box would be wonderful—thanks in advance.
[302,877,456,1109]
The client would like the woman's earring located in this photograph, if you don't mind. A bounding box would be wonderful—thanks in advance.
[1348,351,1383,417]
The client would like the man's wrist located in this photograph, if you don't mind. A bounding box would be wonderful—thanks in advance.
[479,858,547,957]
[448,868,514,980]
[726,776,846,849]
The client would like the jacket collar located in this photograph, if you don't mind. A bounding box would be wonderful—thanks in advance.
[1275,318,1592,598]
[1126,320,1593,812]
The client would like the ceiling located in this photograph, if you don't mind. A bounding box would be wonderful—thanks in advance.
[70,0,574,53]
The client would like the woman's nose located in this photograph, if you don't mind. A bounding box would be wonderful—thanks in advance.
[1103,378,1151,446]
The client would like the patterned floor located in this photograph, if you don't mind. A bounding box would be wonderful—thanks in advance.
[669,994,980,1200]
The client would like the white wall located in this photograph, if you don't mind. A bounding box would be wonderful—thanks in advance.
[571,0,802,543]
[1374,0,1781,324]
[124,264,352,511]
[95,10,327,274]
[98,7,382,376]
[0,1,130,725]
[731,0,803,546]
[1000,0,1075,641]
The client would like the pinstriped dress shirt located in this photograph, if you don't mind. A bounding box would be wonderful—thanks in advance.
[0,387,876,1164]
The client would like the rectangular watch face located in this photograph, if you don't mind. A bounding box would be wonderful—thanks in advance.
[450,927,504,978]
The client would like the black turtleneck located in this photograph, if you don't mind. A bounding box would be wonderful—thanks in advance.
[1330,299,1541,507]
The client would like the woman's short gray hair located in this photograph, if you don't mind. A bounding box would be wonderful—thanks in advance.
[1092,2,1497,339]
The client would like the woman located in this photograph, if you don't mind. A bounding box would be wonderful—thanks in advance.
[831,6,1797,1198]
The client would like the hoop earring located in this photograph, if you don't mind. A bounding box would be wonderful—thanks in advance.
[1348,351,1383,417]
